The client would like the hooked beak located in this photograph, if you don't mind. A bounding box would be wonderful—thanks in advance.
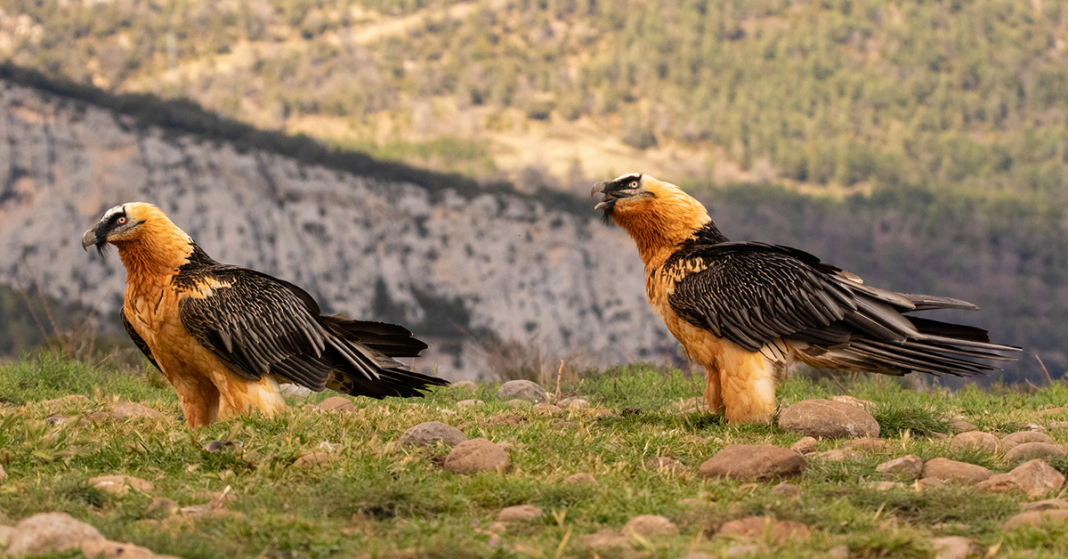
[81,228,97,251]
[591,182,611,210]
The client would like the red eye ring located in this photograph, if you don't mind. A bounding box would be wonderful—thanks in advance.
[117,217,127,225]
[629,181,639,188]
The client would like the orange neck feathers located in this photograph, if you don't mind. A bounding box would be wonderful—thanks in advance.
[115,207,194,284]
[612,187,711,269]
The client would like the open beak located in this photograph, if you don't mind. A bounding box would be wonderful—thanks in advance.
[591,182,611,210]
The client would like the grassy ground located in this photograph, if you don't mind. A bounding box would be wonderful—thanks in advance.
[1,354,1068,558]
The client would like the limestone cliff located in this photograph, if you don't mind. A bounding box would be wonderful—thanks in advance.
[0,80,674,379]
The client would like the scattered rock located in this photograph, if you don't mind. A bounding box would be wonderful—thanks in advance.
[111,402,164,420]
[279,384,312,399]
[1004,442,1066,464]
[921,458,992,485]
[293,452,335,468]
[146,498,179,518]
[496,380,547,403]
[828,545,850,559]
[830,395,874,409]
[559,398,590,409]
[497,505,542,523]
[0,525,13,548]
[399,421,466,448]
[40,395,90,408]
[89,475,153,496]
[847,438,889,452]
[645,457,683,471]
[318,397,357,413]
[0,463,6,481]
[456,399,483,407]
[947,419,978,434]
[810,449,862,461]
[1022,499,1068,511]
[580,528,629,549]
[771,482,802,498]
[498,442,516,453]
[976,459,1065,498]
[928,432,951,441]
[931,536,971,559]
[699,445,807,481]
[876,455,924,480]
[778,399,880,439]
[621,515,677,537]
[866,481,907,491]
[1004,509,1068,530]
[1036,407,1068,417]
[718,516,811,543]
[1049,421,1068,430]
[202,440,234,453]
[919,477,946,489]
[949,431,999,454]
[533,403,563,415]
[789,437,818,454]
[3,512,104,557]
[554,421,579,429]
[444,438,510,474]
[564,473,597,485]
[1001,431,1054,451]
[452,380,478,393]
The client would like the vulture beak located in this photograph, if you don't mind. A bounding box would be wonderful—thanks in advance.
[591,182,611,210]
[81,228,98,252]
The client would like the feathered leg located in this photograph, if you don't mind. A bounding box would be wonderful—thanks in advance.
[703,358,724,414]
[208,371,288,420]
[718,344,777,424]
[168,374,221,428]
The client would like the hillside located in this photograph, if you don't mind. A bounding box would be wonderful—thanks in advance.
[3,0,1067,193]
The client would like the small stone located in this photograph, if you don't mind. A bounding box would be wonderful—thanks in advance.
[533,403,563,415]
[452,380,478,393]
[581,528,629,549]
[564,473,597,485]
[830,395,874,409]
[771,482,802,497]
[1004,509,1068,529]
[40,395,90,408]
[302,404,323,414]
[0,525,13,548]
[146,498,179,518]
[3,512,104,557]
[976,459,1065,498]
[621,515,677,537]
[847,438,889,452]
[1022,499,1068,511]
[1004,442,1066,464]
[828,545,850,559]
[496,380,547,403]
[554,421,579,429]
[498,442,516,453]
[89,475,153,496]
[1036,407,1068,417]
[1001,431,1054,451]
[444,438,510,474]
[790,437,818,454]
[876,455,924,480]
[700,445,807,481]
[778,399,880,439]
[319,397,357,413]
[457,399,483,407]
[810,449,862,461]
[645,457,683,471]
[948,419,978,434]
[0,463,6,481]
[683,435,708,445]
[1049,421,1068,430]
[866,481,907,491]
[279,384,312,399]
[921,458,992,485]
[929,432,951,441]
[293,452,335,468]
[561,398,590,409]
[111,402,164,420]
[718,516,811,543]
[399,421,466,448]
[919,477,946,489]
[497,505,542,522]
[931,536,971,559]
[950,431,999,453]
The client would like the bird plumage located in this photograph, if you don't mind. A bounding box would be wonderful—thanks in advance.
[83,202,447,427]
[594,174,1019,423]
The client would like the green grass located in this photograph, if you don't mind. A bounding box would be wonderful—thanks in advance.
[2,354,1068,558]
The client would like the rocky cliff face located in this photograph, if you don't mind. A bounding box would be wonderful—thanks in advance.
[0,81,674,379]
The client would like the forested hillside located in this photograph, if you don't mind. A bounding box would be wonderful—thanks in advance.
[3,0,1067,192]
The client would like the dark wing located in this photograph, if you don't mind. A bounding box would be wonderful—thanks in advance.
[121,308,159,370]
[178,266,443,397]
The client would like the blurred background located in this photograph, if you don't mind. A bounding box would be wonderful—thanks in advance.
[1,0,1066,385]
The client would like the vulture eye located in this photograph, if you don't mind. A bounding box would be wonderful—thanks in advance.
[117,216,127,225]
[628,180,639,189]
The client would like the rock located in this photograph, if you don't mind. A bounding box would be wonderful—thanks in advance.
[645,457,683,471]
[40,394,90,408]
[1004,509,1068,530]
[496,380,547,403]
[948,419,978,434]
[1001,431,1054,451]
[866,481,907,491]
[111,402,165,420]
[931,536,971,559]
[399,421,467,448]
[293,452,335,468]
[301,404,323,414]
[847,438,889,452]
[564,473,597,485]
[1049,421,1068,430]
[919,477,946,489]
[830,395,874,409]
[580,528,629,549]
[876,455,924,480]
[1023,499,1068,511]
[771,482,802,497]
[718,516,811,543]
[456,399,483,407]
[0,525,12,548]
[497,505,542,522]
[146,498,179,518]
[3,512,104,557]
[699,445,807,481]
[789,437,818,454]
[723,545,761,557]
[0,463,6,481]
[452,380,478,393]
[559,398,590,409]
[828,545,850,559]
[778,399,880,439]
[921,458,992,485]
[810,449,862,461]
[1004,442,1066,464]
[89,475,153,496]
[931,522,971,532]
[444,438,510,474]
[976,459,1065,498]
[318,397,356,413]
[949,431,999,454]
[621,515,677,537]
[279,384,312,398]
[533,403,563,415]
[1036,407,1068,417]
